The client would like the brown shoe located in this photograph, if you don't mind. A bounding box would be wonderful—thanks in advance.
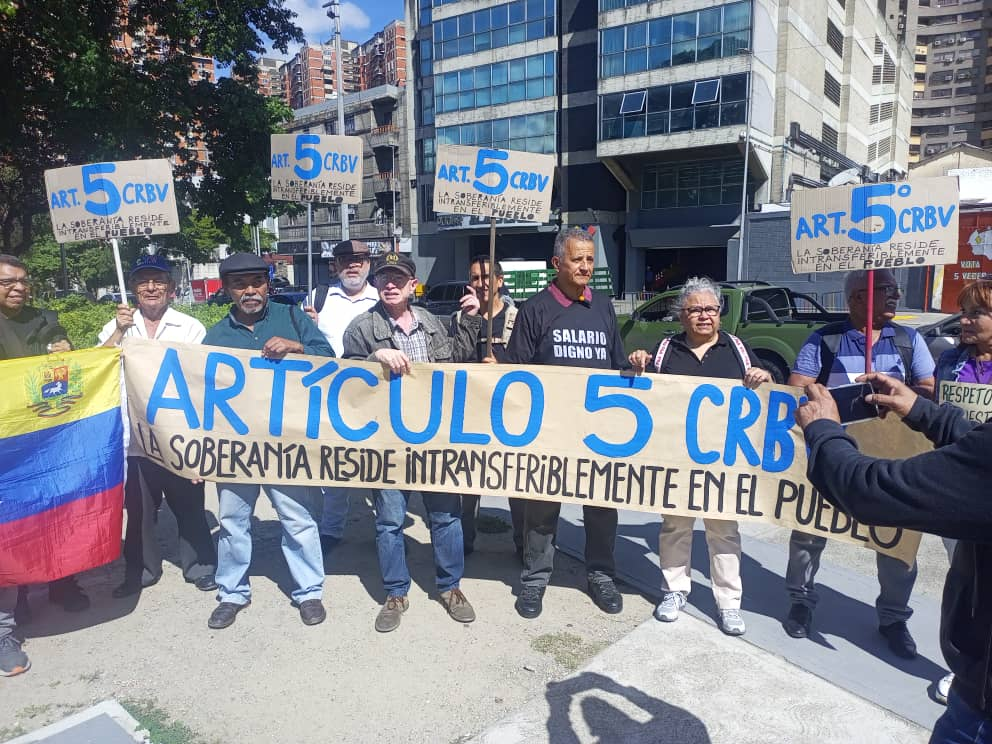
[375,595,409,633]
[439,588,476,624]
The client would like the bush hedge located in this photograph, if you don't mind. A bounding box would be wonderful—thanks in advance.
[35,297,231,349]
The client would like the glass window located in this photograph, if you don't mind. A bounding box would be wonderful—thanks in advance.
[492,62,508,85]
[509,58,526,81]
[695,103,720,128]
[442,72,458,94]
[458,14,474,35]
[526,78,544,98]
[648,85,670,111]
[648,45,671,69]
[720,101,745,125]
[692,79,721,104]
[545,52,555,75]
[526,55,543,78]
[458,36,474,55]
[475,9,491,32]
[476,87,491,107]
[526,0,543,18]
[623,117,646,138]
[475,66,491,88]
[508,23,526,44]
[603,54,624,77]
[459,91,474,109]
[509,81,526,101]
[722,30,748,56]
[671,40,696,65]
[646,112,669,135]
[491,4,508,26]
[602,118,622,140]
[627,22,647,48]
[722,73,748,101]
[459,69,474,90]
[670,108,693,132]
[509,116,528,138]
[442,93,457,112]
[723,1,750,32]
[526,19,544,40]
[649,17,672,45]
[670,81,694,108]
[509,0,525,23]
[698,7,721,36]
[697,35,721,61]
[475,32,491,52]
[619,90,647,114]
[602,93,623,118]
[493,119,510,141]
[492,85,508,104]
[441,18,457,40]
[673,12,697,42]
[625,48,648,73]
[603,27,625,54]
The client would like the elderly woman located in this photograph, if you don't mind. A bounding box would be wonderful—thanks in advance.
[629,276,771,636]
[932,279,992,703]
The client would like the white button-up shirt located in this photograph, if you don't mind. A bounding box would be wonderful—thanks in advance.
[307,282,379,356]
[98,306,206,345]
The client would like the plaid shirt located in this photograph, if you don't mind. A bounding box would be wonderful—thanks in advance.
[389,315,431,363]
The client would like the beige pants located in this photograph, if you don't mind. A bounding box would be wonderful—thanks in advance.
[659,516,742,610]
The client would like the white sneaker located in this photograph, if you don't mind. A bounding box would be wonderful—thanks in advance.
[718,608,746,636]
[654,592,687,622]
[936,673,954,705]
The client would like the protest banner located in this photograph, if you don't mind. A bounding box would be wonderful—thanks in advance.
[791,176,960,274]
[939,380,992,424]
[0,348,124,587]
[122,339,922,565]
[433,144,555,223]
[44,159,180,243]
[270,133,364,203]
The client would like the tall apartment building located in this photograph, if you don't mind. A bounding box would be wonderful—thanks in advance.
[909,0,991,162]
[255,56,287,100]
[275,85,411,278]
[282,41,361,110]
[359,21,408,89]
[407,0,915,292]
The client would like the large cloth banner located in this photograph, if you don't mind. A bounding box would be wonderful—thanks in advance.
[122,340,922,565]
[0,348,125,587]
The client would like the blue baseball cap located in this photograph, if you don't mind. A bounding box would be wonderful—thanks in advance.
[130,254,172,278]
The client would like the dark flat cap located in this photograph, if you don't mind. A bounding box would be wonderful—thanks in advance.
[372,252,416,280]
[219,252,269,277]
[333,239,371,258]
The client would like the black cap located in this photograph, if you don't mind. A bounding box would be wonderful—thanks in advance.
[219,252,269,278]
[372,252,416,281]
[333,239,372,259]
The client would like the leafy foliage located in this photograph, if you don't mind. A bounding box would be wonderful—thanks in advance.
[0,1,302,255]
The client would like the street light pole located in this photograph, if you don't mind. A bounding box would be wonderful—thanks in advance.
[392,143,398,252]
[323,0,349,242]
[736,47,753,282]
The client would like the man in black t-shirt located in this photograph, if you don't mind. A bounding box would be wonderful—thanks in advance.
[503,228,627,620]
[456,256,524,558]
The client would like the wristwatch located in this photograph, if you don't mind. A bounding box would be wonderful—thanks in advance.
[46,342,54,353]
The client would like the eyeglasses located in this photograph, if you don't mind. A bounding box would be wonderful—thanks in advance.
[133,278,170,289]
[857,284,900,297]
[0,277,30,289]
[682,305,721,317]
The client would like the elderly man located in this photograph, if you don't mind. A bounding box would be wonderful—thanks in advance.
[0,254,82,677]
[98,254,217,598]
[202,252,333,629]
[503,227,628,620]
[783,269,935,657]
[342,252,481,632]
[458,255,525,559]
[303,239,379,554]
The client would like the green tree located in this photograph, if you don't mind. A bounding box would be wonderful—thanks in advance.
[0,0,302,255]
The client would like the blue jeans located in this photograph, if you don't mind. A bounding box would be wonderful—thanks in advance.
[374,489,463,597]
[931,690,992,744]
[216,483,323,606]
[319,486,356,539]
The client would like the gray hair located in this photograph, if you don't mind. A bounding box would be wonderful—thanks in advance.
[553,227,594,260]
[675,276,722,310]
[844,269,896,300]
[0,254,27,272]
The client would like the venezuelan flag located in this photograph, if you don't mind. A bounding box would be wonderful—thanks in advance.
[0,348,124,587]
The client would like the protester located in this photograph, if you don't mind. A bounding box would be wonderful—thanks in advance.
[342,252,482,632]
[795,373,992,744]
[628,276,771,636]
[0,254,83,677]
[458,255,525,560]
[202,252,332,629]
[302,239,379,555]
[503,227,627,620]
[98,254,217,598]
[930,279,992,703]
[783,269,935,657]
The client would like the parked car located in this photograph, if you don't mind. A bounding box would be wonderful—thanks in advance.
[917,312,961,360]
[418,281,470,317]
[97,291,136,304]
[207,289,232,306]
[269,286,308,306]
[618,282,848,383]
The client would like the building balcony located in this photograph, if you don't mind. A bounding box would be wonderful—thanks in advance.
[368,124,400,150]
[372,172,400,193]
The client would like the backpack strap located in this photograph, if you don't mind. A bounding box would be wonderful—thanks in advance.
[313,284,330,313]
[815,321,850,385]
[725,333,752,374]
[501,304,518,344]
[653,337,673,373]
[889,323,918,385]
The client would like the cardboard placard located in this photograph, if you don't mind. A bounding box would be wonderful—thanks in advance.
[44,159,180,243]
[939,380,992,424]
[270,133,364,203]
[433,144,555,223]
[791,176,960,274]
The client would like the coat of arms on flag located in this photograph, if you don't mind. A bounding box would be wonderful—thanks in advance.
[25,359,84,417]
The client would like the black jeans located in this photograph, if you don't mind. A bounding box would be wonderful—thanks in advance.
[122,457,216,584]
[520,501,617,588]
[461,495,526,551]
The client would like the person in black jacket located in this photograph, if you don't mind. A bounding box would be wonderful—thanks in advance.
[795,372,992,744]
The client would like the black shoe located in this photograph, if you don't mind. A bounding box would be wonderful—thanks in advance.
[192,575,218,592]
[784,603,813,639]
[112,580,143,599]
[880,621,917,659]
[14,588,32,626]
[515,586,545,619]
[588,575,623,614]
[299,599,326,626]
[207,601,249,630]
[48,576,90,613]
[320,535,341,556]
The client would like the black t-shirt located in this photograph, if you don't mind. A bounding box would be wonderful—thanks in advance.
[650,331,755,380]
[504,284,627,370]
[0,307,68,360]
[476,305,509,363]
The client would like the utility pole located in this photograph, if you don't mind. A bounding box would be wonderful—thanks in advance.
[392,143,398,252]
[323,0,349,241]
[736,47,753,282]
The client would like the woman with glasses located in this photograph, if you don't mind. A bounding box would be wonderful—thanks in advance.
[628,276,771,636]
[931,279,992,704]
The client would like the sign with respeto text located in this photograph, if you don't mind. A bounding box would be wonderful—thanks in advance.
[270,133,363,203]
[123,339,923,565]
[44,159,180,243]
[939,380,992,423]
[433,145,555,223]
[790,176,960,274]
